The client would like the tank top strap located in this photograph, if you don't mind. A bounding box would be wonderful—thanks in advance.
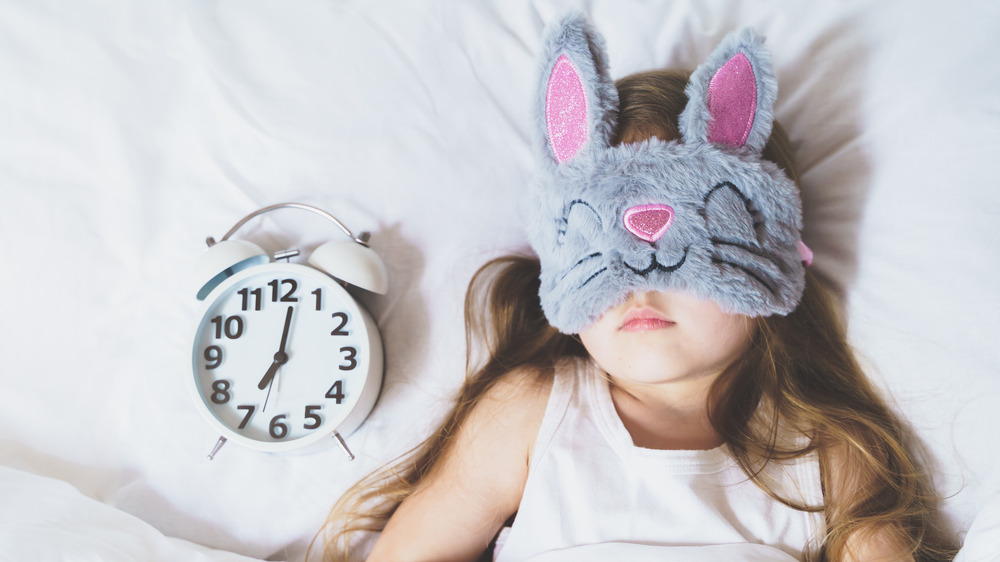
[526,359,579,471]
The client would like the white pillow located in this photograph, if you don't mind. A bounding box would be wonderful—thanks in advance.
[0,466,261,562]
[955,493,1000,562]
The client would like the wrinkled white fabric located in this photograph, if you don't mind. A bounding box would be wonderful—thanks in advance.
[519,542,800,562]
[0,465,262,562]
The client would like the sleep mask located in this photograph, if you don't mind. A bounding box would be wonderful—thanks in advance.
[527,14,811,333]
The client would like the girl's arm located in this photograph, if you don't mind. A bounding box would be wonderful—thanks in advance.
[366,369,553,562]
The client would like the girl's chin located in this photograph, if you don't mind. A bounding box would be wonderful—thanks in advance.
[604,357,730,388]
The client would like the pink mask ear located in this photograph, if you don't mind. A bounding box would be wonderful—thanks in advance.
[707,52,757,148]
[679,28,776,155]
[536,14,618,167]
[546,54,589,163]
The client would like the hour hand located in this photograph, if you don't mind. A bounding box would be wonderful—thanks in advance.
[258,306,294,389]
[258,357,282,390]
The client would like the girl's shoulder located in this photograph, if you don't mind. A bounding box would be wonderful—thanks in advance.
[467,359,595,465]
[484,357,592,416]
[484,365,556,405]
[470,365,558,448]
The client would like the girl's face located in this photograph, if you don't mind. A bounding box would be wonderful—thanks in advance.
[578,290,755,387]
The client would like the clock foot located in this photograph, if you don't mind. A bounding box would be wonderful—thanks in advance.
[208,436,228,460]
[333,432,355,461]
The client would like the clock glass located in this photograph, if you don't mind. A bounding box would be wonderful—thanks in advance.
[191,264,371,449]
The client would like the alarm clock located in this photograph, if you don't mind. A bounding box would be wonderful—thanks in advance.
[189,203,387,459]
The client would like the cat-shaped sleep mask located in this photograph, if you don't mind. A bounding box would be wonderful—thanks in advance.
[527,14,811,334]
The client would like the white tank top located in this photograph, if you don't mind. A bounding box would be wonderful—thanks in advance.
[494,359,826,561]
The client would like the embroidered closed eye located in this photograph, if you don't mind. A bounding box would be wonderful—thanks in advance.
[701,181,762,246]
[557,199,604,245]
[555,199,610,289]
[701,182,782,295]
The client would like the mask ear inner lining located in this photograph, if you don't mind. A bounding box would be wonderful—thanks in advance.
[706,52,758,148]
[546,54,590,163]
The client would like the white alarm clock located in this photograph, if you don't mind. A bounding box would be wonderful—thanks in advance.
[190,203,387,459]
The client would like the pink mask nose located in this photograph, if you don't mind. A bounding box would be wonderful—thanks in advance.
[623,204,674,242]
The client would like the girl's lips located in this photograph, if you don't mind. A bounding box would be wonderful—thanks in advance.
[619,308,676,332]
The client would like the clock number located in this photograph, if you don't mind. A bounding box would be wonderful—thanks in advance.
[269,415,289,439]
[326,380,345,403]
[237,405,255,429]
[304,405,322,430]
[331,312,349,336]
[339,347,358,371]
[268,279,298,302]
[210,315,244,339]
[237,288,263,311]
[312,288,322,311]
[210,380,231,404]
[204,345,223,370]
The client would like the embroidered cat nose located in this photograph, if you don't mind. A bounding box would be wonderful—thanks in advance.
[623,204,674,242]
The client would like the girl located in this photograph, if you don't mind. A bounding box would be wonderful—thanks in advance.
[321,14,956,562]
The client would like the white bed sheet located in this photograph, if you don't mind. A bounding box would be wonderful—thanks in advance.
[1,0,998,559]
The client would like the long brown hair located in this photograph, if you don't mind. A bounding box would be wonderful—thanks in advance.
[319,70,956,561]
[317,255,580,560]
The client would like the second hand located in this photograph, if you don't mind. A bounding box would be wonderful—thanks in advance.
[262,371,276,413]
[260,305,294,412]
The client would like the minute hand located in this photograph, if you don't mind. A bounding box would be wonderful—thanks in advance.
[258,305,294,390]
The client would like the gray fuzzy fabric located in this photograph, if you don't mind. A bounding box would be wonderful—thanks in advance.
[527,14,806,334]
[680,28,778,155]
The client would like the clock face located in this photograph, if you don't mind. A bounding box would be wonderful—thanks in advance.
[191,263,381,451]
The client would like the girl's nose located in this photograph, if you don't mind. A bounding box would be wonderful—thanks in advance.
[623,204,674,242]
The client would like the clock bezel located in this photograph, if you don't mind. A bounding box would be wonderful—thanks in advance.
[189,262,383,453]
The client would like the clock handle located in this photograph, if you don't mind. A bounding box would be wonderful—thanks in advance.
[333,432,355,461]
[219,202,362,244]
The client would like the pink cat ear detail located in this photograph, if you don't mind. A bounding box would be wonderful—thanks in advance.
[546,54,589,163]
[707,52,757,148]
[797,240,813,266]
